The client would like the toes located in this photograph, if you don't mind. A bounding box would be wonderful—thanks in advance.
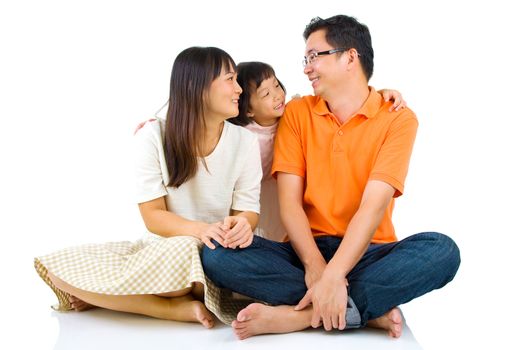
[232,320,245,329]
[389,308,402,324]
[237,331,249,340]
[237,310,250,322]
[203,319,214,329]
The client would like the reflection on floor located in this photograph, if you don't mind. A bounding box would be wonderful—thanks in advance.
[51,308,423,350]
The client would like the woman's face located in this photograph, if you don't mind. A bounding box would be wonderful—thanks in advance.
[205,64,242,121]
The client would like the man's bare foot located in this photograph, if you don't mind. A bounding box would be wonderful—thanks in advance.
[231,303,312,340]
[367,308,403,338]
[167,296,215,329]
[68,295,95,311]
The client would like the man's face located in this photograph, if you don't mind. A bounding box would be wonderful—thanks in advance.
[303,29,346,98]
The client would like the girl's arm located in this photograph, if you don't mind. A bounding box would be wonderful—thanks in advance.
[139,196,227,249]
[378,89,407,111]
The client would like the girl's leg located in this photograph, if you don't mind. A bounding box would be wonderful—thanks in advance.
[47,272,214,328]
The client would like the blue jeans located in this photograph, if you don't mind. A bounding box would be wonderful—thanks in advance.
[201,232,460,328]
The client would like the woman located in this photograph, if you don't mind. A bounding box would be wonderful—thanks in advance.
[34,46,262,328]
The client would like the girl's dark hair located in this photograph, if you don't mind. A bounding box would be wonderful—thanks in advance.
[228,61,286,127]
[164,46,236,187]
[303,15,374,81]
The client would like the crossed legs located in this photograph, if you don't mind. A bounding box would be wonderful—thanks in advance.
[202,232,460,339]
[47,272,214,328]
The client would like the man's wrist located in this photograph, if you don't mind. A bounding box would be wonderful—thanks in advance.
[323,263,348,280]
[303,255,326,270]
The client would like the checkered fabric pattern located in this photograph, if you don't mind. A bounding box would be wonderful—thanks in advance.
[34,235,250,324]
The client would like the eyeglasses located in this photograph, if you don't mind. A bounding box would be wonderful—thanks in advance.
[302,48,357,67]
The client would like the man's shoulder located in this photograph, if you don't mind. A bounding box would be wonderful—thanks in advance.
[375,102,418,125]
[283,95,323,127]
[285,95,319,111]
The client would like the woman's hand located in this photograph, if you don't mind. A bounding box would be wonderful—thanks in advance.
[378,89,407,112]
[222,216,254,249]
[195,222,227,249]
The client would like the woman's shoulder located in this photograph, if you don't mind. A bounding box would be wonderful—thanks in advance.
[134,118,164,143]
[224,121,258,145]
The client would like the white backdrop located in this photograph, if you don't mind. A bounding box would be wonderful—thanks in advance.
[1,0,527,349]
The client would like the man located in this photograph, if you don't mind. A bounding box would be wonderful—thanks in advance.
[202,15,460,339]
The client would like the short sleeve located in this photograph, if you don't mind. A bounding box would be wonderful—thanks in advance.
[133,121,168,203]
[231,136,262,213]
[271,101,306,178]
[369,111,418,197]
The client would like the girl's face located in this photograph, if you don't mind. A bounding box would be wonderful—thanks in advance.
[248,76,285,126]
[205,65,243,121]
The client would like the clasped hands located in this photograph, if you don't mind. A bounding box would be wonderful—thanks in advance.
[198,216,253,250]
[295,267,349,331]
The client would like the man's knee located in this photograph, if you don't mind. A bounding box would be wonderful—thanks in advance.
[420,232,461,283]
[437,233,460,282]
[201,242,229,276]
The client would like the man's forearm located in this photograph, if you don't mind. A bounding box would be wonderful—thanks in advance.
[325,181,394,278]
[325,208,382,277]
[281,202,326,268]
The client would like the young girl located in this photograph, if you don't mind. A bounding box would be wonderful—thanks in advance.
[34,47,261,328]
[228,62,406,242]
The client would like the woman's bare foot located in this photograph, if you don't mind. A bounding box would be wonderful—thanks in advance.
[68,295,95,311]
[367,308,403,338]
[167,296,215,329]
[231,303,312,340]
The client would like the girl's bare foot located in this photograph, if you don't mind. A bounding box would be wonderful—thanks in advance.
[167,296,215,329]
[367,308,403,338]
[231,303,312,340]
[68,295,95,311]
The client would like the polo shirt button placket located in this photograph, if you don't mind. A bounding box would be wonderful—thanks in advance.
[338,130,344,136]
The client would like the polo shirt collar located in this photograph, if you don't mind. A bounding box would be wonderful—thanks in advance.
[313,86,382,119]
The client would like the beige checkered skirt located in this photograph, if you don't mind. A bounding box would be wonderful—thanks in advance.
[34,235,251,324]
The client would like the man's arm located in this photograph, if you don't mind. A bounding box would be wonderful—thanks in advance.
[277,172,326,288]
[296,180,396,331]
[326,180,395,277]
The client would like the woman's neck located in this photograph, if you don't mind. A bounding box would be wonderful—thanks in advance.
[201,120,224,157]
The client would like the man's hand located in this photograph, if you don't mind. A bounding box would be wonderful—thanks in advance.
[304,260,327,289]
[295,272,349,331]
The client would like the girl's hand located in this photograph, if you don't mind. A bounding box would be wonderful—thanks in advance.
[222,216,254,249]
[134,118,156,135]
[378,89,407,112]
[196,222,227,249]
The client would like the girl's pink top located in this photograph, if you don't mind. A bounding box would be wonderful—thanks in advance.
[244,121,286,241]
[244,121,278,181]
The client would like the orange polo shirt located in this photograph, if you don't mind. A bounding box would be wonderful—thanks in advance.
[271,87,418,243]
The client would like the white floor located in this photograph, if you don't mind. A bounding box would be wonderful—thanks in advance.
[3,2,528,349]
[48,308,422,350]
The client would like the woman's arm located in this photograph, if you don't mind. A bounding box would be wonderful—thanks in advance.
[139,197,227,249]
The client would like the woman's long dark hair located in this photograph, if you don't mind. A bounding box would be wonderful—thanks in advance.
[164,47,236,188]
